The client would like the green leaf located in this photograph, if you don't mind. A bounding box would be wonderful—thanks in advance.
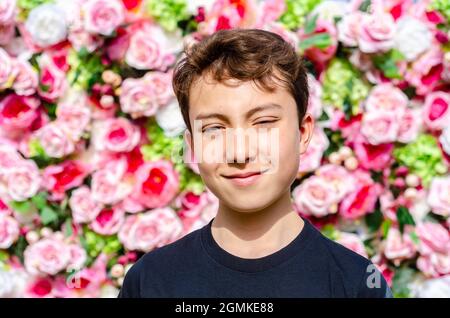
[299,33,332,50]
[396,206,415,234]
[31,192,48,209]
[381,219,392,239]
[392,267,414,298]
[365,203,383,233]
[40,206,58,226]
[304,14,318,34]
[65,218,73,238]
[359,0,371,12]
[9,200,32,214]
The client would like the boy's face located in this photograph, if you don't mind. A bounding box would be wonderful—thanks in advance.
[185,72,314,213]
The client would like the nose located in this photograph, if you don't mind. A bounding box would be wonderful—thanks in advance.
[225,127,258,164]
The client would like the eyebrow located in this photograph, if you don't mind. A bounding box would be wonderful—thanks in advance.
[194,103,282,121]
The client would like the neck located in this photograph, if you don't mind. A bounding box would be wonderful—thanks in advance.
[211,190,304,259]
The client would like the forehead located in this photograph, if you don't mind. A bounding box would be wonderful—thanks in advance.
[188,72,294,118]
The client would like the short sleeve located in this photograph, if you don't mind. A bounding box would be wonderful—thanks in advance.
[356,261,393,298]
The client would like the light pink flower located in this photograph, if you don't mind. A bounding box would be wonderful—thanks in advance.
[358,12,396,53]
[292,175,338,218]
[56,93,91,142]
[89,205,125,236]
[34,122,75,158]
[125,23,178,71]
[0,0,16,25]
[384,227,417,266]
[91,117,140,153]
[306,74,323,119]
[417,253,450,278]
[361,110,400,145]
[133,160,180,209]
[397,107,422,143]
[118,207,183,252]
[0,23,15,47]
[69,186,102,224]
[4,159,41,202]
[336,232,368,258]
[91,159,132,205]
[316,164,354,201]
[12,59,38,96]
[83,0,125,36]
[0,48,14,90]
[422,91,450,131]
[67,243,87,270]
[0,94,40,131]
[0,214,20,249]
[427,177,450,217]
[416,222,450,255]
[24,237,71,275]
[337,11,363,47]
[365,83,408,114]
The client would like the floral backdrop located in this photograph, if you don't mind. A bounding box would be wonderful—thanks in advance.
[0,0,450,298]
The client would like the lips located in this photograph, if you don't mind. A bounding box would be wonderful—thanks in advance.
[223,169,268,179]
[222,169,268,187]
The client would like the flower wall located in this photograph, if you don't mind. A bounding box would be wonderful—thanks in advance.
[1,0,450,298]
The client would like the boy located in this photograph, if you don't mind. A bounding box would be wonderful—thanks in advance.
[118,29,392,298]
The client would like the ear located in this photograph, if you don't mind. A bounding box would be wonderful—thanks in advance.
[184,129,193,152]
[299,113,314,155]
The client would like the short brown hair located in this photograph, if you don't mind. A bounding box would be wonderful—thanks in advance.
[172,28,309,133]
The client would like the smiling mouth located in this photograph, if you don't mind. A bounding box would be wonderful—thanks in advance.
[222,169,269,179]
[221,169,269,186]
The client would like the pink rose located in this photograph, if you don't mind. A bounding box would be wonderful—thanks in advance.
[337,12,363,47]
[405,46,444,95]
[292,175,338,218]
[0,94,40,131]
[34,122,75,158]
[43,161,88,201]
[37,54,67,102]
[423,91,450,131]
[298,126,329,173]
[133,160,180,209]
[336,232,368,258]
[56,93,91,142]
[4,159,41,202]
[427,177,450,217]
[306,74,323,119]
[417,253,450,278]
[125,24,177,71]
[83,0,125,36]
[0,214,20,249]
[69,186,102,224]
[67,243,87,270]
[12,59,38,96]
[361,110,400,145]
[24,237,71,275]
[358,12,396,53]
[89,205,125,235]
[91,159,132,205]
[384,227,417,266]
[119,71,173,118]
[353,135,394,171]
[397,107,422,143]
[0,48,14,90]
[119,207,183,252]
[0,0,16,25]
[330,110,362,143]
[339,169,382,219]
[365,84,408,114]
[91,118,140,153]
[416,222,450,255]
[316,164,354,201]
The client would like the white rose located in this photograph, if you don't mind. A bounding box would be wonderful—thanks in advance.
[156,99,187,137]
[394,17,432,62]
[412,275,450,298]
[25,3,68,48]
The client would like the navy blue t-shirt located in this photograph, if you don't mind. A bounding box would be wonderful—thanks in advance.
[118,217,393,298]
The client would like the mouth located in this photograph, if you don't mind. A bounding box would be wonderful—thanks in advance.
[221,169,269,186]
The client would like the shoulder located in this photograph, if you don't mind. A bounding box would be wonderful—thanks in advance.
[306,222,392,298]
[118,227,203,298]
